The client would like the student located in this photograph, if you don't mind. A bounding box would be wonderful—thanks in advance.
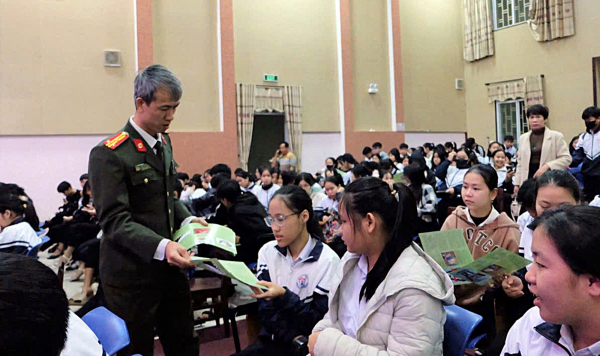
[466,137,486,158]
[316,176,341,213]
[388,148,403,175]
[477,141,504,165]
[362,146,373,161]
[441,164,520,344]
[404,163,438,232]
[237,186,340,356]
[423,143,435,168]
[0,187,41,254]
[317,176,345,258]
[295,172,326,207]
[501,205,600,356]
[338,153,357,186]
[504,135,517,156]
[569,135,580,157]
[251,167,281,214]
[0,183,40,232]
[216,180,272,265]
[516,179,537,237]
[408,150,437,187]
[399,143,409,156]
[381,170,395,186]
[350,163,371,182]
[491,150,515,215]
[270,167,282,186]
[571,106,600,202]
[308,178,455,355]
[280,170,298,187]
[235,169,256,192]
[436,148,478,223]
[445,141,457,154]
[372,142,389,160]
[320,157,338,176]
[433,148,450,180]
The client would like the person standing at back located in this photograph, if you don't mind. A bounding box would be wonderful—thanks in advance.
[570,106,600,202]
[272,141,297,172]
[514,105,571,195]
[89,64,207,356]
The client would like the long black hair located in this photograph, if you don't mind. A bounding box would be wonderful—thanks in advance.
[0,183,40,231]
[272,185,324,240]
[403,163,426,204]
[340,177,418,301]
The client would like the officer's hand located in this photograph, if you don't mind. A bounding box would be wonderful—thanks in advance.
[165,241,195,269]
[190,217,209,226]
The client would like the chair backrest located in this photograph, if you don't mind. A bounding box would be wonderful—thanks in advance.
[27,236,49,258]
[443,305,483,356]
[81,307,130,355]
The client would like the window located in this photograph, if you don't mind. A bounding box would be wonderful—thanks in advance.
[594,57,600,107]
[496,100,528,147]
[493,0,531,30]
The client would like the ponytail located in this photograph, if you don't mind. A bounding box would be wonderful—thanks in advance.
[272,185,325,241]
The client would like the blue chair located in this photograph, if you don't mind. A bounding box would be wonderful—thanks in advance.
[443,305,486,356]
[82,307,130,355]
[27,236,49,259]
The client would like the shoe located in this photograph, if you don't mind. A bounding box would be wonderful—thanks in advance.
[66,261,79,271]
[48,245,58,254]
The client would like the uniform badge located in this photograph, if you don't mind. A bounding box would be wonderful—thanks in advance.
[104,132,129,150]
[134,163,152,172]
[296,274,309,289]
[133,139,147,152]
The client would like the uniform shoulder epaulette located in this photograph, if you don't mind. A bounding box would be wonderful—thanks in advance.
[104,131,130,150]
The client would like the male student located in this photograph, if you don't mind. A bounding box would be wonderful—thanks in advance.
[372,142,389,159]
[399,143,409,156]
[362,146,373,161]
[504,135,517,156]
[571,106,600,202]
[502,205,600,355]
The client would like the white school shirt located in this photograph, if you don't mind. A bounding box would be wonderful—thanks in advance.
[61,311,105,356]
[251,183,280,213]
[495,166,508,187]
[0,220,41,252]
[445,166,468,189]
[316,196,338,212]
[337,254,369,339]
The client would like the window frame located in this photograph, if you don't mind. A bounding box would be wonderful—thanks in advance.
[492,0,531,31]
[495,99,527,146]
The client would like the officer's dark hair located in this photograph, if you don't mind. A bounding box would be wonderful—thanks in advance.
[526,104,549,119]
[281,170,298,186]
[399,143,409,150]
[504,135,515,143]
[340,177,417,301]
[134,64,182,106]
[517,178,537,212]
[210,173,230,190]
[372,142,383,149]
[57,181,71,193]
[362,146,372,155]
[216,179,242,204]
[176,172,189,181]
[174,179,184,198]
[582,106,600,120]
[535,170,581,203]
[79,173,89,181]
[272,185,324,240]
[530,205,600,278]
[0,253,69,356]
[210,164,231,178]
[294,172,316,187]
[351,163,372,179]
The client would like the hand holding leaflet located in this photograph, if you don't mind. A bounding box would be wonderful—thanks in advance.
[191,257,268,290]
[174,223,237,256]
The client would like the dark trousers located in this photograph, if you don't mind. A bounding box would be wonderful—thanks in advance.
[233,336,293,356]
[583,175,600,202]
[103,269,195,356]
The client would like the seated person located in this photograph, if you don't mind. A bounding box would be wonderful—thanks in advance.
[193,172,229,219]
[350,163,372,182]
[318,177,345,258]
[502,205,600,355]
[295,172,326,207]
[436,147,478,223]
[251,166,281,214]
[0,253,104,356]
[236,186,340,356]
[0,185,41,254]
[216,179,272,265]
[43,181,81,229]
[308,178,455,355]
[404,163,438,233]
[235,170,256,192]
[441,164,520,348]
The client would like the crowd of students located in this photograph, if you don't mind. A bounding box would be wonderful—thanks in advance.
[2,104,600,355]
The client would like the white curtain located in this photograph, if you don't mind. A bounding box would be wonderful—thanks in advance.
[254,86,284,113]
[235,83,255,171]
[528,0,575,42]
[463,0,495,62]
[283,85,303,170]
[524,76,544,108]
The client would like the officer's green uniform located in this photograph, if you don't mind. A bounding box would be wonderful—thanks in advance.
[89,120,194,356]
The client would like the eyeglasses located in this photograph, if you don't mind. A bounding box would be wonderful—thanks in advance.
[265,213,298,227]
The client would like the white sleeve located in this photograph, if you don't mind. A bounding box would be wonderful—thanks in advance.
[61,312,105,356]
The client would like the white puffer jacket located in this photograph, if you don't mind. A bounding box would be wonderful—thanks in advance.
[312,243,455,356]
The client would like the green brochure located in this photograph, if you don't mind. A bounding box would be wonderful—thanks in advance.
[191,257,267,290]
[420,229,474,271]
[174,223,237,256]
[393,172,407,184]
[448,248,531,286]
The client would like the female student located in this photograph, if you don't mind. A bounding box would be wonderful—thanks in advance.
[295,172,326,207]
[501,205,600,356]
[441,164,520,345]
[404,163,438,232]
[239,185,340,356]
[387,149,403,175]
[319,176,346,258]
[477,141,504,165]
[317,176,342,213]
[0,186,41,254]
[308,177,455,355]
[436,147,478,223]
[252,166,281,213]
[235,170,256,192]
[432,148,450,180]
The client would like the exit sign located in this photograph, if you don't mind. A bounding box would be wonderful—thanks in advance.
[263,74,279,82]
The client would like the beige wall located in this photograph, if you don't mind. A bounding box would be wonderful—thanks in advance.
[464,0,600,145]
[0,0,136,135]
[350,0,392,132]
[232,0,340,132]
[399,0,466,133]
[153,0,221,132]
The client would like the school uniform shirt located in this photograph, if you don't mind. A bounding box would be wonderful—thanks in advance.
[240,182,256,192]
[496,166,508,187]
[505,146,517,156]
[251,183,280,213]
[572,127,600,179]
[445,166,468,190]
[502,306,600,356]
[0,218,41,253]
[316,196,339,212]
[379,151,390,160]
[337,254,369,339]
[256,237,341,343]
[416,184,437,217]
[61,311,105,356]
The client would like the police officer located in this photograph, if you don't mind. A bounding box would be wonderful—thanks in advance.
[89,65,206,356]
